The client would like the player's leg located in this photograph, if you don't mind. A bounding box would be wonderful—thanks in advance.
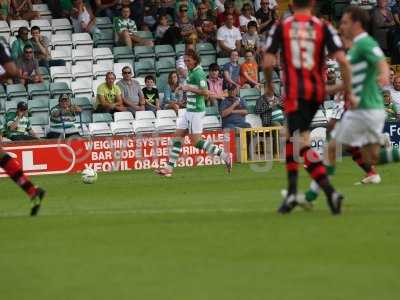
[0,149,45,216]
[191,112,232,172]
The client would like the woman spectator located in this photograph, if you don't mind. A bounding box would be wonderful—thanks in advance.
[217,0,240,27]
[163,71,186,113]
[195,2,217,43]
[176,3,198,43]
[239,3,257,32]
[175,0,196,21]
[207,63,225,106]
[12,0,40,20]
[372,0,396,54]
[47,94,82,139]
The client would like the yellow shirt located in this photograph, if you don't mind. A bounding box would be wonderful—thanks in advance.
[96,83,121,107]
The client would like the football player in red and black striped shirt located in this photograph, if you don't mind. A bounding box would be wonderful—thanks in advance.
[263,0,353,214]
[0,40,45,216]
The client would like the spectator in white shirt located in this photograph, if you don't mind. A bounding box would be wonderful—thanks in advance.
[217,13,242,57]
[239,3,257,32]
[389,75,400,111]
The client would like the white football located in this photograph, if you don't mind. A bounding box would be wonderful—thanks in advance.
[81,167,98,184]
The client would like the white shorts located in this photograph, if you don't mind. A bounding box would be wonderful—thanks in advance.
[330,101,345,120]
[334,109,386,147]
[176,111,205,134]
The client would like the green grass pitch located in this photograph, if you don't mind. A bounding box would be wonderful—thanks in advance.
[0,159,399,300]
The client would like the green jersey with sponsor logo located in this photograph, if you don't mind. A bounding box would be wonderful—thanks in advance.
[348,32,385,109]
[186,65,207,112]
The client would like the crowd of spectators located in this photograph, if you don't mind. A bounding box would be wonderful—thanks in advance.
[1,0,400,142]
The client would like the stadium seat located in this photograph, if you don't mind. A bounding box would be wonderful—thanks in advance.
[28,98,50,119]
[27,83,50,100]
[245,114,263,128]
[114,62,133,79]
[135,31,153,40]
[74,120,90,136]
[32,4,52,19]
[72,63,93,80]
[92,78,104,95]
[71,78,93,99]
[155,118,176,133]
[203,115,222,131]
[247,104,256,114]
[75,112,92,124]
[135,110,156,122]
[10,20,29,36]
[201,55,217,71]
[50,82,72,98]
[205,105,219,116]
[0,85,6,112]
[50,66,73,86]
[50,49,72,70]
[110,121,134,135]
[51,18,73,36]
[133,120,156,134]
[92,113,113,123]
[114,111,134,123]
[72,48,93,70]
[95,17,113,30]
[113,46,134,63]
[6,84,27,101]
[272,79,281,96]
[51,34,72,51]
[196,42,217,56]
[134,45,155,60]
[175,43,186,58]
[93,64,111,79]
[93,47,114,69]
[0,20,10,41]
[156,57,176,75]
[48,98,59,110]
[155,45,175,59]
[89,122,112,136]
[30,114,49,126]
[134,59,156,77]
[239,88,261,102]
[94,28,114,48]
[156,73,169,92]
[5,100,21,112]
[217,57,230,67]
[38,66,50,81]
[156,109,177,120]
[72,33,93,51]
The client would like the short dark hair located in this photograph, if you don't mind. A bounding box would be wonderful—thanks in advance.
[344,6,370,30]
[209,63,220,72]
[24,45,33,51]
[247,21,258,29]
[31,26,40,33]
[293,0,312,8]
[145,75,155,82]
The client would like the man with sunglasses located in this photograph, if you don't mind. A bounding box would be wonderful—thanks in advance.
[16,45,43,86]
[117,66,146,115]
[255,0,277,35]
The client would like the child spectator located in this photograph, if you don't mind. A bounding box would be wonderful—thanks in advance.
[5,102,38,141]
[241,21,260,55]
[384,90,398,122]
[207,63,226,106]
[240,50,260,88]
[142,75,161,112]
[255,83,284,127]
[155,14,170,43]
[223,50,241,88]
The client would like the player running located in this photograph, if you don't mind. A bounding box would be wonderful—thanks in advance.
[0,40,45,216]
[263,0,353,214]
[332,6,400,173]
[155,49,232,177]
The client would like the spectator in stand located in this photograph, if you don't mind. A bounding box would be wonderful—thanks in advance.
[239,2,257,32]
[254,0,278,11]
[240,49,260,88]
[5,102,38,141]
[143,3,158,31]
[163,71,186,112]
[241,21,260,56]
[95,71,127,114]
[47,94,82,139]
[17,45,43,86]
[95,0,119,19]
[255,83,284,127]
[219,84,251,129]
[114,6,153,48]
[142,75,161,112]
[157,0,175,22]
[175,0,196,21]
[389,75,400,111]
[223,50,241,88]
[195,2,217,43]
[71,0,99,38]
[11,27,32,61]
[176,3,198,43]
[0,0,13,21]
[117,66,145,115]
[13,0,39,20]
[217,1,240,27]
[30,26,50,69]
[155,14,170,44]
[392,0,400,25]
[372,0,396,54]
[217,13,242,57]
[207,63,226,106]
[255,0,277,36]
[384,90,398,122]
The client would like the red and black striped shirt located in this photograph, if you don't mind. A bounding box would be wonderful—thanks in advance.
[265,14,343,113]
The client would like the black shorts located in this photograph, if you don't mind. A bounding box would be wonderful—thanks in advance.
[287,99,320,134]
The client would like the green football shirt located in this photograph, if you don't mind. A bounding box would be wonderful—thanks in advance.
[186,65,207,112]
[348,32,385,109]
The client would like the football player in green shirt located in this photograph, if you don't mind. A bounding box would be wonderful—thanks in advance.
[156,49,232,177]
